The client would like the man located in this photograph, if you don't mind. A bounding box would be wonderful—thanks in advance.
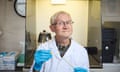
[30,11,89,72]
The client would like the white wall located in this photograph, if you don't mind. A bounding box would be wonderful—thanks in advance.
[0,0,25,52]
[36,0,89,46]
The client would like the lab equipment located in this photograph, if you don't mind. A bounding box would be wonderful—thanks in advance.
[38,30,51,43]
[0,51,19,70]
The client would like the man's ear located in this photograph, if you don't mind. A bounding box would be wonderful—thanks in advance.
[49,25,55,32]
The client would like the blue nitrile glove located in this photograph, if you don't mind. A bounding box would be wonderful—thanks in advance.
[33,50,52,71]
[74,67,88,72]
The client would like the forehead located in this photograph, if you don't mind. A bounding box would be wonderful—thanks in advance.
[56,13,71,20]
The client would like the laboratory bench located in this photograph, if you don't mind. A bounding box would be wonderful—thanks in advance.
[0,63,120,72]
[0,67,23,72]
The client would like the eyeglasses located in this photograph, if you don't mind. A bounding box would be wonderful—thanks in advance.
[53,20,74,26]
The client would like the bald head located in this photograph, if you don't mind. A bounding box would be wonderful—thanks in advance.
[50,11,71,25]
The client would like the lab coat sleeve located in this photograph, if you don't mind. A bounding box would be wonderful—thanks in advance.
[78,47,90,72]
[84,48,90,72]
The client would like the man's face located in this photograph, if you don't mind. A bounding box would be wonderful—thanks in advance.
[50,13,73,39]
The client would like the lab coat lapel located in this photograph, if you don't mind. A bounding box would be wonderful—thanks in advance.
[62,40,73,66]
[50,39,62,60]
[56,41,74,72]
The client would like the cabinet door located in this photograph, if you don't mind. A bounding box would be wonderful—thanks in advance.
[102,28,116,63]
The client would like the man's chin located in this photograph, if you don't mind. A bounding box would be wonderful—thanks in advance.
[62,36,71,39]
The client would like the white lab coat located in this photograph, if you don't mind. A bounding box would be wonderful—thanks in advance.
[30,38,89,72]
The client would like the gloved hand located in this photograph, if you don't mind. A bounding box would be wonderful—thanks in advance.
[33,50,52,71]
[74,67,88,72]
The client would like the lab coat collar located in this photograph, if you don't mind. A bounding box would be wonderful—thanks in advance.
[50,37,72,60]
